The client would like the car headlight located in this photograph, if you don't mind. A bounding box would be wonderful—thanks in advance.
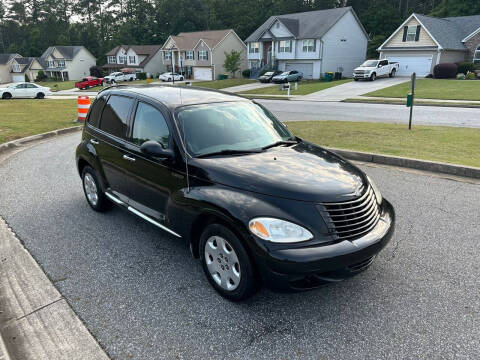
[248,217,313,243]
[367,175,382,205]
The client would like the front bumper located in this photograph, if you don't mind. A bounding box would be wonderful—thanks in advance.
[255,199,395,291]
[353,73,371,79]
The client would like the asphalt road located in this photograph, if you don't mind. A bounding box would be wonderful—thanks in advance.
[1,133,479,359]
[258,99,480,128]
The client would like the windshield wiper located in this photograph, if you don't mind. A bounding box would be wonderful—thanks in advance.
[261,139,299,150]
[196,149,263,158]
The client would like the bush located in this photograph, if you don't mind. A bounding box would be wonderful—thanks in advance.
[456,73,465,80]
[457,62,474,75]
[35,69,47,81]
[466,72,476,80]
[242,69,251,78]
[90,65,104,78]
[433,63,458,79]
[137,72,147,80]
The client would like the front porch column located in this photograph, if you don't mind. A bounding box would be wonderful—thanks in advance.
[61,71,64,81]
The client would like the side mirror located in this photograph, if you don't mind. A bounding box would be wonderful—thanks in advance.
[140,140,174,158]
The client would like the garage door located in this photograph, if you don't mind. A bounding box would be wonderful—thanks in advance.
[285,63,313,79]
[385,56,433,77]
[193,67,212,81]
[12,74,25,83]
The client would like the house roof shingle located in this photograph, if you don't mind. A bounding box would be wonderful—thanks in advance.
[245,7,361,42]
[166,29,232,50]
[0,53,20,65]
[41,46,85,60]
[406,13,480,51]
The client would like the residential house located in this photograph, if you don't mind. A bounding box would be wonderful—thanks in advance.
[378,13,480,76]
[0,53,21,83]
[245,7,368,79]
[161,29,247,80]
[40,46,96,81]
[104,45,164,76]
[10,57,45,82]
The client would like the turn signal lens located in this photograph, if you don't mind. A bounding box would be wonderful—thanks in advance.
[248,217,313,243]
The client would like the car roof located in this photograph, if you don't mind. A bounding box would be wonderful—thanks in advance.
[99,84,249,109]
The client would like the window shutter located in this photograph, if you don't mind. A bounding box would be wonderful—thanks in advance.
[402,26,408,42]
[415,25,421,41]
[313,39,316,52]
[206,51,209,60]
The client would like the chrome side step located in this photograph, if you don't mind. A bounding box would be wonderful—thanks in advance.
[105,191,181,238]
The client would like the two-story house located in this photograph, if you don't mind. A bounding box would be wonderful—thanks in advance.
[245,7,368,79]
[10,57,45,82]
[40,46,96,81]
[0,53,21,83]
[104,45,164,75]
[378,13,480,76]
[161,29,247,80]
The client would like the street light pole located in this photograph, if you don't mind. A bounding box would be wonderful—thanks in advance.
[171,48,175,85]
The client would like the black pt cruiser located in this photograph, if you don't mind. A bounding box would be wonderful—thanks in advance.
[76,84,395,301]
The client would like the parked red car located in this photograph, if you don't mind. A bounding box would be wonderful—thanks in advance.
[75,76,104,90]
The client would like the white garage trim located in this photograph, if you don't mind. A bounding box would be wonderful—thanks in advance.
[193,67,212,81]
[12,74,25,83]
[285,62,313,79]
[384,55,433,77]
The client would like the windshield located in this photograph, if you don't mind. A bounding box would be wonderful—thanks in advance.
[280,72,289,75]
[264,72,273,76]
[176,102,293,157]
[361,60,379,67]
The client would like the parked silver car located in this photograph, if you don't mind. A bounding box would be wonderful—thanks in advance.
[272,70,303,83]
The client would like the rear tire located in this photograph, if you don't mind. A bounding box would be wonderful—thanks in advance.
[36,92,45,99]
[180,76,184,81]
[2,92,12,99]
[200,223,257,301]
[81,166,110,212]
[389,69,396,78]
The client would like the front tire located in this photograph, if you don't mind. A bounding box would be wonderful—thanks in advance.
[36,92,45,99]
[354,78,359,81]
[370,73,376,81]
[180,76,184,81]
[81,166,110,212]
[200,224,257,301]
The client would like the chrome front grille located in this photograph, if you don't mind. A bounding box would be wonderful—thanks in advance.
[319,186,380,241]
[354,70,364,74]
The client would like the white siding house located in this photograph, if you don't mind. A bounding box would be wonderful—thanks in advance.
[245,7,368,79]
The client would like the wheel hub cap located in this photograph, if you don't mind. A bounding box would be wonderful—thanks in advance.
[205,236,241,291]
[83,173,98,206]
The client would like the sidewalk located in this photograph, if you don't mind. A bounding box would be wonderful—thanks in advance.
[350,95,480,105]
[0,217,109,360]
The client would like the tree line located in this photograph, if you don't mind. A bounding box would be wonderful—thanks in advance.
[1,0,479,64]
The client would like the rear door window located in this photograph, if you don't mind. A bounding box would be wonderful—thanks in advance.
[99,95,134,139]
[131,102,170,148]
[87,96,106,128]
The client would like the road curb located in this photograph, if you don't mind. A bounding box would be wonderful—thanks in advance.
[342,98,480,108]
[0,125,82,155]
[0,217,110,360]
[327,147,480,179]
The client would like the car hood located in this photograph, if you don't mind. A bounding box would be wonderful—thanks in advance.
[190,142,368,202]
[355,66,375,71]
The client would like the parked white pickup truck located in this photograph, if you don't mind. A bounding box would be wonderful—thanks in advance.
[353,59,399,81]
[104,72,136,84]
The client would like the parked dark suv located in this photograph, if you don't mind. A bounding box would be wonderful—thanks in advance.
[76,84,395,301]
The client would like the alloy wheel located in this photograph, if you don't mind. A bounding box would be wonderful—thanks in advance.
[204,236,241,291]
[83,173,99,206]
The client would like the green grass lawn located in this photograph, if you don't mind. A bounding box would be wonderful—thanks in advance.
[192,78,255,89]
[286,120,480,168]
[243,79,352,96]
[0,99,79,143]
[36,80,78,91]
[365,79,480,101]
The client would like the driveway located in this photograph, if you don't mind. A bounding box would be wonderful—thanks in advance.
[222,82,275,93]
[0,133,479,359]
[297,77,408,102]
[257,99,480,128]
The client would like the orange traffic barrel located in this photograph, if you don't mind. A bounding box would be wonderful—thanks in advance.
[77,96,91,122]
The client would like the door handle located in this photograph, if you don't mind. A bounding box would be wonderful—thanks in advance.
[90,139,99,145]
[123,154,136,162]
